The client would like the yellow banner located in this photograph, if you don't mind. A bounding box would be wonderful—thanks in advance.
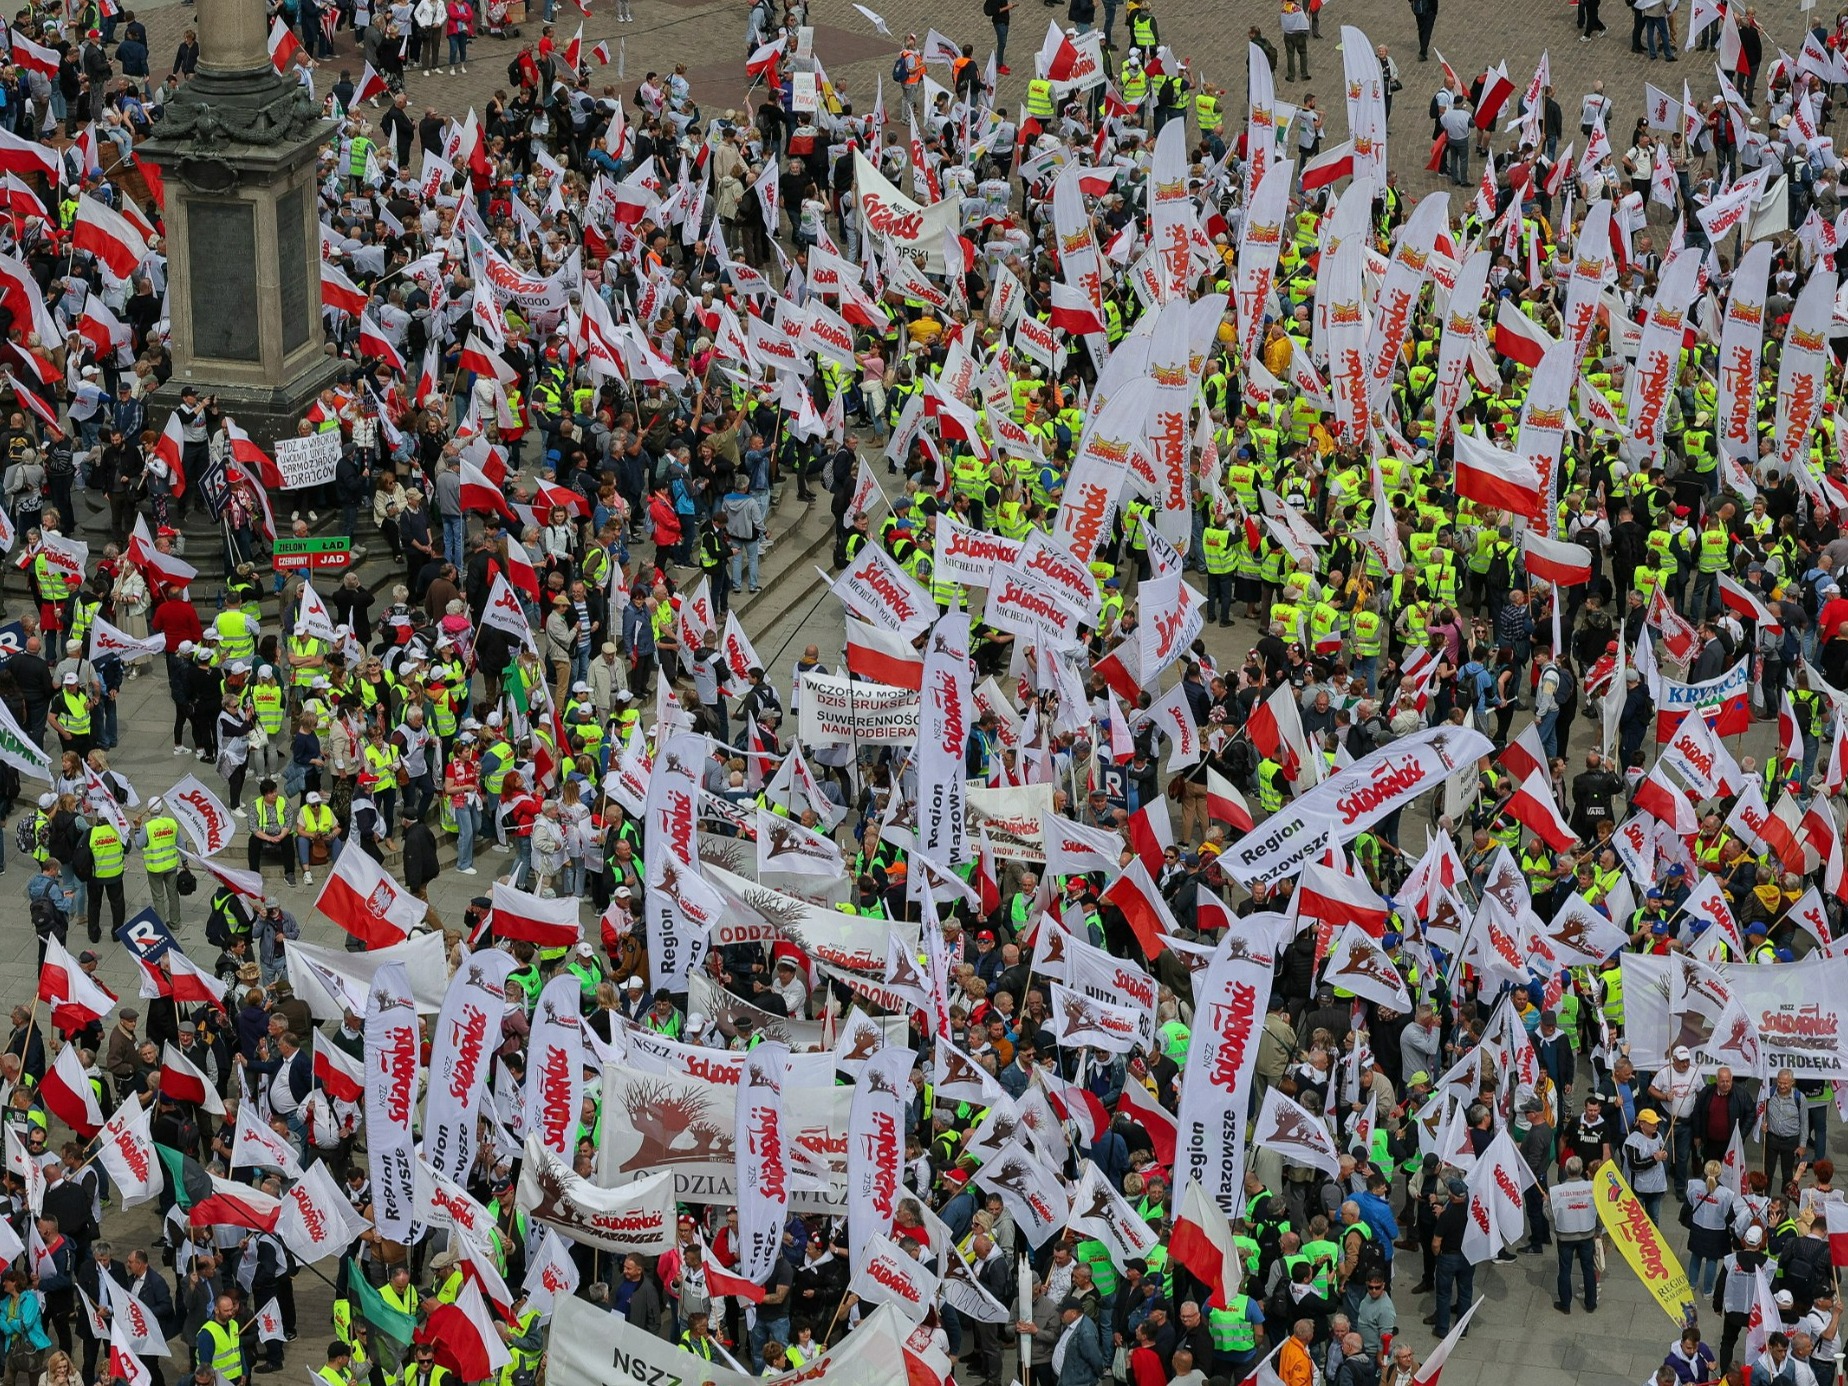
[1591,1162,1697,1327]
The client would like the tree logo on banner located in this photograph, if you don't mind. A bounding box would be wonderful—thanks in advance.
[1220,935,1273,967]
[1334,937,1399,992]
[613,1081,732,1174]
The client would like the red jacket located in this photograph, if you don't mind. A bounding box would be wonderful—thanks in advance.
[649,493,683,545]
[150,597,203,651]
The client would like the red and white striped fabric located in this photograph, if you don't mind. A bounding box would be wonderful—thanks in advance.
[71,196,149,280]
[1632,764,1698,836]
[845,616,923,690]
[313,1034,365,1103]
[1521,531,1592,587]
[148,410,187,495]
[354,62,389,103]
[501,534,542,603]
[1246,682,1313,782]
[1048,280,1106,335]
[7,32,60,78]
[1499,723,1547,785]
[1098,858,1177,958]
[1116,1080,1177,1164]
[315,845,424,949]
[268,18,302,70]
[320,261,368,316]
[1453,427,1542,515]
[0,126,58,181]
[158,1042,225,1114]
[77,297,131,357]
[38,936,116,1035]
[41,1043,103,1136]
[1718,573,1782,631]
[1505,770,1578,852]
[139,948,226,1009]
[460,457,517,522]
[1300,139,1354,191]
[1205,767,1254,832]
[488,881,582,949]
[357,311,404,370]
[1296,861,1392,937]
[458,332,517,383]
[1171,1178,1241,1313]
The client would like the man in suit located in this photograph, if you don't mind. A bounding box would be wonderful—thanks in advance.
[242,1030,312,1143]
[42,1159,97,1263]
[76,1241,131,1379]
[34,1216,75,1355]
[123,1249,175,1386]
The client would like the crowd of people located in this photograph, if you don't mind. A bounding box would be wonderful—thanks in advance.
[0,0,1846,1385]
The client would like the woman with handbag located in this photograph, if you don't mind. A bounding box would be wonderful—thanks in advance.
[0,1267,50,1386]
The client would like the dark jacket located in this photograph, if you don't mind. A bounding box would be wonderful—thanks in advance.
[401,821,440,894]
[1691,1081,1753,1145]
[621,1274,670,1339]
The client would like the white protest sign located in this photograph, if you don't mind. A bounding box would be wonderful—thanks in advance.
[272,432,343,490]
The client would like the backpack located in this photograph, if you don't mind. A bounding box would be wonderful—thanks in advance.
[13,814,41,857]
[72,834,94,882]
[1350,1228,1389,1286]
[892,55,909,83]
[29,893,66,940]
[1553,662,1576,704]
[1485,544,1515,591]
[1460,661,1493,713]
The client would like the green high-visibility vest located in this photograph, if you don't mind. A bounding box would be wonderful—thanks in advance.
[1208,1297,1256,1352]
[89,824,126,879]
[202,1320,243,1380]
[250,682,286,735]
[141,816,181,875]
[58,690,90,735]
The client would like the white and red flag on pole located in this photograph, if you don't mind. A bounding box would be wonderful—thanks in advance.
[1521,532,1592,587]
[1171,1178,1242,1310]
[1454,427,1543,514]
[72,196,149,279]
[157,1041,225,1114]
[314,842,425,948]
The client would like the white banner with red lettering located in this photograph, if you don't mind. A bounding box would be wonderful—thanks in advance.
[516,1135,678,1254]
[1621,952,1848,1078]
[850,1231,941,1323]
[279,1159,371,1263]
[1222,726,1493,885]
[852,150,960,274]
[423,949,518,1185]
[525,974,585,1159]
[549,1290,910,1386]
[1176,915,1281,1212]
[734,1041,791,1284]
[362,962,419,1241]
[846,1045,914,1266]
[919,611,973,869]
[167,774,235,855]
[933,513,1023,588]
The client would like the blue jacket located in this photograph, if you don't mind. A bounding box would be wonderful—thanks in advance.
[1054,1314,1107,1386]
[1351,1191,1400,1260]
[0,1289,51,1352]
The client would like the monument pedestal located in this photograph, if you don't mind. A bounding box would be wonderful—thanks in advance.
[138,46,342,446]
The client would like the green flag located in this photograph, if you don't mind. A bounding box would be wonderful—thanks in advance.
[504,662,531,716]
[154,1144,213,1208]
[345,1259,417,1344]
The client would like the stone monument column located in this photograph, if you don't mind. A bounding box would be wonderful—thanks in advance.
[139,0,342,444]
